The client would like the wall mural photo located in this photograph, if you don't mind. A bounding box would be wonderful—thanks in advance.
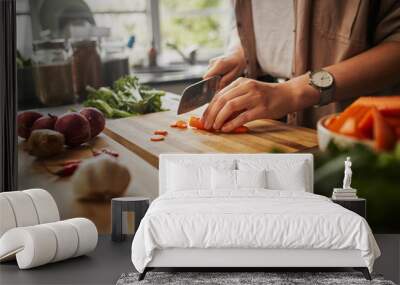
[1,0,400,284]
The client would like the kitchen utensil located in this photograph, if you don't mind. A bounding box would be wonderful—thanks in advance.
[177,75,220,115]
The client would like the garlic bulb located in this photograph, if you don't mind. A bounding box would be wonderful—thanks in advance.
[72,155,131,199]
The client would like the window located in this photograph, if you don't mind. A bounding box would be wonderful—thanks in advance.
[159,0,231,63]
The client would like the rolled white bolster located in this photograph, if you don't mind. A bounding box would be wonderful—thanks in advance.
[42,221,79,263]
[0,196,17,237]
[0,192,39,227]
[0,226,57,269]
[23,189,60,224]
[64,218,98,257]
[0,218,98,269]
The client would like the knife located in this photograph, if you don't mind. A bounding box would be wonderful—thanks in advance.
[177,75,221,115]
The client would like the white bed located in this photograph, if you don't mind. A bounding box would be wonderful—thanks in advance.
[131,154,380,280]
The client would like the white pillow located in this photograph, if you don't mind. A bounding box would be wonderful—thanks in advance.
[167,159,236,192]
[168,163,211,191]
[211,169,267,190]
[238,159,308,191]
[237,169,267,189]
[211,169,236,190]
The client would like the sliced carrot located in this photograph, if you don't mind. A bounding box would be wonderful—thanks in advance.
[353,96,400,111]
[150,136,164,142]
[176,120,187,129]
[188,116,205,129]
[358,109,374,139]
[384,117,400,128]
[154,130,168,136]
[327,105,364,132]
[170,120,187,129]
[395,128,400,139]
[324,115,337,128]
[380,108,400,117]
[334,105,370,137]
[339,117,357,136]
[232,126,249,133]
[188,116,248,133]
[371,108,396,151]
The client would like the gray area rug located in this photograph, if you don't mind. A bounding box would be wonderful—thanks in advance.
[116,272,395,285]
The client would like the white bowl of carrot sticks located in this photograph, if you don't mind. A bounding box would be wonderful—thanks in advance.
[317,96,400,152]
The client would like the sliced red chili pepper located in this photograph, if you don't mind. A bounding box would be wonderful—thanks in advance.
[150,136,165,142]
[55,163,80,177]
[154,130,168,136]
[100,148,119,157]
[60,159,81,166]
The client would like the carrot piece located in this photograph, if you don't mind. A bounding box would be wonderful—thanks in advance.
[334,106,370,137]
[170,123,178,128]
[339,117,357,136]
[324,116,337,128]
[358,109,374,139]
[384,117,400,128]
[395,128,400,139]
[380,108,400,117]
[232,126,249,133]
[150,136,164,142]
[327,105,364,132]
[371,108,397,151]
[352,96,400,110]
[188,116,205,129]
[154,130,168,136]
[176,120,187,129]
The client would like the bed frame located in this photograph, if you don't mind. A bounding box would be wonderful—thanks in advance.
[140,248,371,280]
[138,154,372,281]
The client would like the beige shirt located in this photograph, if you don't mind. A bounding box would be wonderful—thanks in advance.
[233,0,400,127]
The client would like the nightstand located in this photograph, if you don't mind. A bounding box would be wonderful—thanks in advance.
[331,198,366,219]
[111,197,150,242]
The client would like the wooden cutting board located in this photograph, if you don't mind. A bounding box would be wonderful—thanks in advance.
[104,109,318,169]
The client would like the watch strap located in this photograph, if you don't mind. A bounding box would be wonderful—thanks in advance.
[316,86,334,106]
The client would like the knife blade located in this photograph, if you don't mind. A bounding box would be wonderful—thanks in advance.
[177,75,220,115]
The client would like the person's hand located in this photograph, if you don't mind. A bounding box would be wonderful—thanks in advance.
[203,47,246,90]
[201,76,318,132]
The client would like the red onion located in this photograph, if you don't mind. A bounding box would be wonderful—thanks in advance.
[79,107,105,138]
[31,114,58,131]
[54,112,91,147]
[17,111,43,139]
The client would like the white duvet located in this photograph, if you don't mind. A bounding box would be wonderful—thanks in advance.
[131,190,380,273]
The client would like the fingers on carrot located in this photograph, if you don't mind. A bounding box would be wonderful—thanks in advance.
[232,126,249,133]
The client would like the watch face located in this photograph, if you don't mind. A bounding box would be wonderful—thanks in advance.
[311,71,334,88]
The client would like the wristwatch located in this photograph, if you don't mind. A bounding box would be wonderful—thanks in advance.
[308,70,335,106]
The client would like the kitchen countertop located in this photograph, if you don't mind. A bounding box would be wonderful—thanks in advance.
[132,64,207,85]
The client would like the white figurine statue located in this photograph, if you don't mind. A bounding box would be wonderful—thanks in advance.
[343,157,352,189]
